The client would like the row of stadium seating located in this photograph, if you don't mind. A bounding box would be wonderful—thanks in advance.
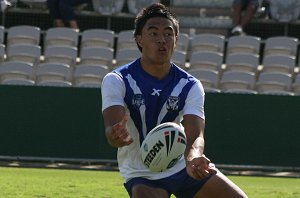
[190,69,300,96]
[0,61,109,88]
[1,59,300,96]
[1,25,300,67]
[0,24,300,95]
[2,24,298,56]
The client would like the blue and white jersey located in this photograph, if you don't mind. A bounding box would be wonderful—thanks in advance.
[101,58,205,182]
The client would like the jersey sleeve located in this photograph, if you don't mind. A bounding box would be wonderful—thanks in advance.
[101,72,126,112]
[183,80,205,119]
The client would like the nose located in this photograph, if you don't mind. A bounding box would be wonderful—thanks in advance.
[156,35,166,43]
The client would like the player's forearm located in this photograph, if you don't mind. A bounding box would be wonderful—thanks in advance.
[185,136,205,161]
[181,115,206,161]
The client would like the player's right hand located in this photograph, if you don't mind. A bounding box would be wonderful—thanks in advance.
[186,154,217,180]
[107,114,133,147]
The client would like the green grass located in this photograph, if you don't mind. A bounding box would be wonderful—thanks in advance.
[230,176,300,198]
[0,167,299,198]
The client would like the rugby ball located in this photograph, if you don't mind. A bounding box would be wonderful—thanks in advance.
[140,122,187,172]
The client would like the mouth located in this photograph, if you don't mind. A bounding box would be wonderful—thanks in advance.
[158,46,167,53]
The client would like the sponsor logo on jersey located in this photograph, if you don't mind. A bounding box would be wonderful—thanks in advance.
[132,94,145,109]
[166,96,179,111]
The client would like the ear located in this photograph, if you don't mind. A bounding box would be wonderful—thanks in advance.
[175,35,178,43]
[174,35,178,47]
[136,35,142,48]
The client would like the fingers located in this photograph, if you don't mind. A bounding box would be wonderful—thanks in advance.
[186,155,217,180]
[208,163,217,174]
[119,113,129,128]
[110,114,133,147]
[123,134,134,145]
[191,164,210,179]
[113,113,129,130]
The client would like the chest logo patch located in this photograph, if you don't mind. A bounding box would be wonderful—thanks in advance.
[132,94,145,109]
[166,96,179,111]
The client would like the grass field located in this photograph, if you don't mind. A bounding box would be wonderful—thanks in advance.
[0,167,300,198]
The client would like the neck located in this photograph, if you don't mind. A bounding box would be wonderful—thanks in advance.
[140,58,171,80]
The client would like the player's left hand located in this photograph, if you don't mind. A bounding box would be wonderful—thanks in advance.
[106,114,133,147]
[186,154,217,180]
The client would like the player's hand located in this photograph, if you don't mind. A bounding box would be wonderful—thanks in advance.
[106,114,133,147]
[186,154,217,180]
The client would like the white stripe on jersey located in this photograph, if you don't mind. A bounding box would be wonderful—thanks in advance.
[157,78,189,126]
[125,74,147,138]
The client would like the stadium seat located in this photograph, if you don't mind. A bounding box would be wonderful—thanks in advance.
[261,54,296,74]
[225,53,259,73]
[116,30,137,51]
[35,62,72,83]
[190,33,225,54]
[6,44,41,66]
[73,63,110,87]
[176,33,190,53]
[0,61,34,82]
[44,46,78,67]
[255,71,293,93]
[171,50,187,69]
[80,46,114,68]
[44,27,79,48]
[226,35,261,56]
[188,69,220,90]
[263,36,298,58]
[115,48,141,68]
[7,25,41,46]
[81,29,115,49]
[189,51,223,72]
[219,70,256,91]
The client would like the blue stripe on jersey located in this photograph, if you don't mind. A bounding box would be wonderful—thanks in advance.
[114,58,197,144]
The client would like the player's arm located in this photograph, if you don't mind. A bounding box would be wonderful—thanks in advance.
[182,114,205,161]
[182,114,216,180]
[102,106,133,148]
[182,81,217,179]
[101,73,133,148]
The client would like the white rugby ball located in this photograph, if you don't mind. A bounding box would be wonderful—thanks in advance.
[140,122,187,172]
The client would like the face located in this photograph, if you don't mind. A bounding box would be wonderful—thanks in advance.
[136,17,177,68]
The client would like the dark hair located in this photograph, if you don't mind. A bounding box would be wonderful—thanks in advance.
[133,3,179,51]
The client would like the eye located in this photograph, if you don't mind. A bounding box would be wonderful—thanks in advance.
[165,32,174,37]
[149,32,157,36]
